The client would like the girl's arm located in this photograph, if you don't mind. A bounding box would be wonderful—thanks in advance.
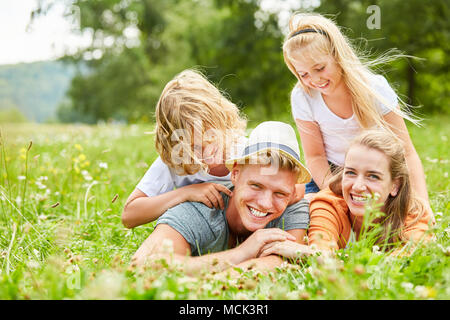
[295,119,334,190]
[122,183,232,228]
[383,111,429,203]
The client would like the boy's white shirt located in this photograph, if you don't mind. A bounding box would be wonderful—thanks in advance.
[291,74,397,166]
[136,136,248,197]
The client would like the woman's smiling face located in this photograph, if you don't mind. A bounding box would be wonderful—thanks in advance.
[342,144,400,218]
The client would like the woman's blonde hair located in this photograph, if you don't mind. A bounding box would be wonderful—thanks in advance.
[329,129,426,247]
[282,13,419,129]
[155,69,247,175]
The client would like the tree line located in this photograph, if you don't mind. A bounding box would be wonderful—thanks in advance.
[33,0,449,124]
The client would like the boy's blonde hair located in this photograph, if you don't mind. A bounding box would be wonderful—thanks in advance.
[282,13,419,130]
[155,69,247,175]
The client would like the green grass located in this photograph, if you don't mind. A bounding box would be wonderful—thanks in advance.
[0,115,449,300]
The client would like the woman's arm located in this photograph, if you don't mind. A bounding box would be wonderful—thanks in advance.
[383,111,429,203]
[295,119,333,190]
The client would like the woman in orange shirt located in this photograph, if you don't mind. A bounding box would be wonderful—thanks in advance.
[260,130,434,257]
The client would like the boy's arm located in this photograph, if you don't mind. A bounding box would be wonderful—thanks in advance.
[122,183,232,228]
[122,188,188,228]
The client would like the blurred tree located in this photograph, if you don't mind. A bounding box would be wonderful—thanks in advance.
[0,108,27,123]
[33,0,297,123]
[32,0,449,122]
[316,0,450,113]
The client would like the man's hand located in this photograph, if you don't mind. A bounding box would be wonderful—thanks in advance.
[259,240,316,259]
[181,183,232,209]
[235,228,296,262]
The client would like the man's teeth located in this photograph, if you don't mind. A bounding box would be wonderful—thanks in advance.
[249,207,268,217]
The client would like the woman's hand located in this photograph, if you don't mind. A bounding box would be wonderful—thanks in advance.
[181,182,232,210]
[259,240,315,259]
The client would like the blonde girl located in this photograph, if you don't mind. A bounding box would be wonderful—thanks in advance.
[282,13,429,210]
[260,130,434,257]
[122,69,247,228]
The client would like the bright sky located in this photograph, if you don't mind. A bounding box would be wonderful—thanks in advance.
[0,0,90,65]
[0,0,314,66]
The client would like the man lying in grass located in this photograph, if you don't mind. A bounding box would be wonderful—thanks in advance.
[260,130,434,259]
[131,121,311,274]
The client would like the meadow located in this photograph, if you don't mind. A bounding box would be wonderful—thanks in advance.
[0,115,449,300]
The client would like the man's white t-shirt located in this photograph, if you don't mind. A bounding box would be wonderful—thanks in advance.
[291,74,397,166]
[136,137,248,197]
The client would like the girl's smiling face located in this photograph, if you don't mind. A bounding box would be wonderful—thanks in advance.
[342,144,400,218]
[290,52,344,96]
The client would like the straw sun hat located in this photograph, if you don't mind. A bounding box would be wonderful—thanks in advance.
[225,121,311,184]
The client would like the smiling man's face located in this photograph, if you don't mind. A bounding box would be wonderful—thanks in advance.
[228,164,297,234]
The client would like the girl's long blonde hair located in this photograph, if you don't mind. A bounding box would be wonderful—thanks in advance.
[155,69,247,175]
[329,130,426,247]
[283,13,419,129]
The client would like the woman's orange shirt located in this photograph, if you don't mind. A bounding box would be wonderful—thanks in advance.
[308,188,434,251]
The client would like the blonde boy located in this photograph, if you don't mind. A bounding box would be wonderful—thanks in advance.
[122,69,247,228]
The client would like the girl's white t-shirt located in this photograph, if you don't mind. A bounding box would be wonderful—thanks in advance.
[291,74,397,166]
[136,136,248,197]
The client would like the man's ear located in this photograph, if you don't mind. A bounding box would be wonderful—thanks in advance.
[230,163,240,184]
[390,177,401,197]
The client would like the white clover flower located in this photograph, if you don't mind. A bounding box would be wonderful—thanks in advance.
[27,260,40,269]
[201,283,213,291]
[401,282,414,291]
[18,175,26,180]
[81,170,93,181]
[444,227,450,237]
[234,292,249,300]
[177,276,197,286]
[160,290,176,300]
[35,181,46,189]
[98,162,108,169]
[285,291,301,300]
[414,285,428,298]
